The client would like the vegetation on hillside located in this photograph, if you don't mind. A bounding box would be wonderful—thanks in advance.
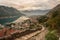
[46,4,60,31]
[0,6,25,17]
[45,30,59,40]
[34,4,60,40]
[45,4,60,40]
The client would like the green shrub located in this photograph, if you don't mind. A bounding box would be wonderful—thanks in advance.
[45,30,59,40]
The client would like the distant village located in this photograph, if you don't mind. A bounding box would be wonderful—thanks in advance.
[0,16,42,37]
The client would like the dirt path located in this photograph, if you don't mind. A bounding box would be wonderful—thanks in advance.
[15,26,46,40]
[28,28,48,40]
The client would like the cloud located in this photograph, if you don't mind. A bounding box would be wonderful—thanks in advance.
[0,0,48,5]
[0,0,60,10]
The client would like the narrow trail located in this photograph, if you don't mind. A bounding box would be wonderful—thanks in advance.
[28,28,48,40]
[15,26,47,40]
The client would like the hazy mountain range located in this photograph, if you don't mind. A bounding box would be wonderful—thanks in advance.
[21,10,49,16]
[0,5,49,24]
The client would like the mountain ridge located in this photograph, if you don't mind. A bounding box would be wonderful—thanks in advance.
[46,4,60,33]
[0,5,25,24]
[0,5,25,17]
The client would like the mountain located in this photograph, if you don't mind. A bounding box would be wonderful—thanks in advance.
[47,4,60,18]
[22,10,49,12]
[21,10,49,16]
[0,5,25,24]
[46,4,60,33]
[0,6,24,17]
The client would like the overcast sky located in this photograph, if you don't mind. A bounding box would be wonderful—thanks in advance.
[0,0,60,10]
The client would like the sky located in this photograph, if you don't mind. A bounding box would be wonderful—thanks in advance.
[0,0,60,10]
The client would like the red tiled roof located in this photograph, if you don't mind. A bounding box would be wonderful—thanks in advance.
[0,28,16,37]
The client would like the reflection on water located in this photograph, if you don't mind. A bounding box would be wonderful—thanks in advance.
[0,16,20,24]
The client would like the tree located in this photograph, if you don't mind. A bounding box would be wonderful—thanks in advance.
[37,16,48,23]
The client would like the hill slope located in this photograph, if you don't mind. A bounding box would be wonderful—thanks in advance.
[0,6,24,17]
[46,4,60,33]
[0,6,25,24]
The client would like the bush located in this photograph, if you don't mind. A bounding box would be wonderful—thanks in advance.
[45,30,59,40]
